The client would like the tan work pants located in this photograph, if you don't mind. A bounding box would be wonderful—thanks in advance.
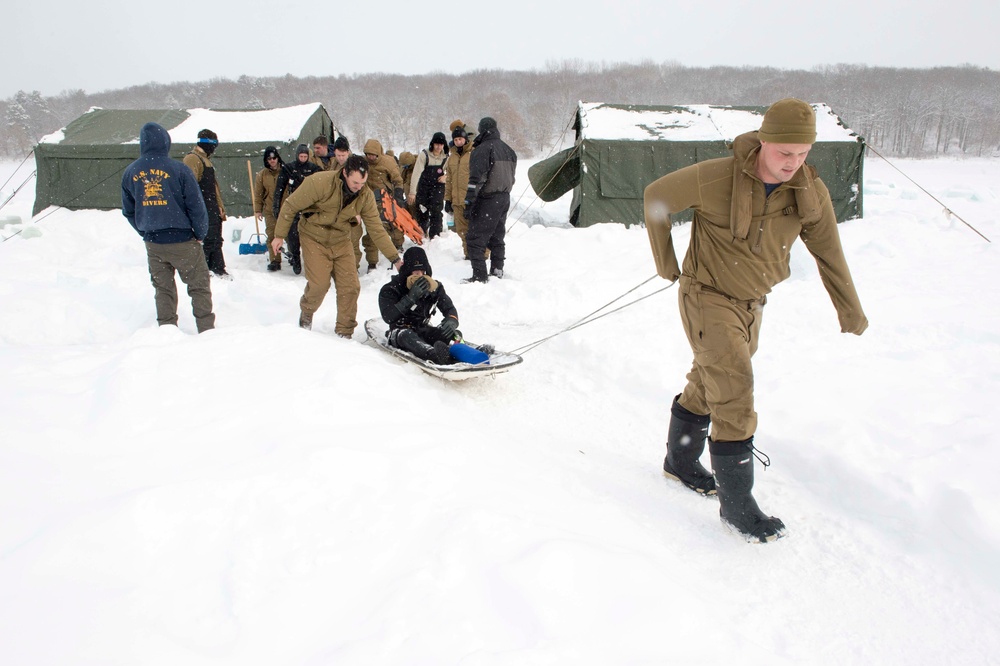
[299,235,361,337]
[677,277,764,442]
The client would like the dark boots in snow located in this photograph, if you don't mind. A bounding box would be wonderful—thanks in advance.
[663,395,716,495]
[394,330,454,365]
[709,438,786,543]
[430,341,454,365]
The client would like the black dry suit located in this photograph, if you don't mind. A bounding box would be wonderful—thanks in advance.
[378,247,459,362]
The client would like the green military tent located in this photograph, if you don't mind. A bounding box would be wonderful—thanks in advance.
[33,103,337,217]
[528,102,865,228]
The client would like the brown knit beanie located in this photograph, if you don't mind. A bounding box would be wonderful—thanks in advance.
[758,98,816,144]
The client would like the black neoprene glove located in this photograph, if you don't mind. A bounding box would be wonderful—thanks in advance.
[407,276,430,299]
[439,316,458,337]
[444,201,453,214]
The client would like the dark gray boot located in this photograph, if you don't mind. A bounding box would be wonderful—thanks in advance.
[663,395,716,495]
[393,329,436,361]
[709,438,786,543]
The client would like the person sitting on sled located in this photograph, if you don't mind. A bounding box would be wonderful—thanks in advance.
[378,246,460,365]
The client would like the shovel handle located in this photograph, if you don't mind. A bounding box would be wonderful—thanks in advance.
[247,160,261,235]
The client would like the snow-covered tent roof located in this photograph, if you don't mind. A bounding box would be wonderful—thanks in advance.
[528,101,864,228]
[576,102,861,143]
[33,104,337,216]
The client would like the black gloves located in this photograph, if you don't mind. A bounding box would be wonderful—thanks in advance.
[395,277,430,318]
[394,187,406,208]
[407,276,430,299]
[439,316,458,337]
[444,201,453,214]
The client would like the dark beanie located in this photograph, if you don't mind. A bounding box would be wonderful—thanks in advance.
[478,117,497,134]
[296,143,310,156]
[757,98,817,145]
[400,246,432,277]
[197,128,218,144]
[431,131,447,146]
[452,126,468,140]
[333,136,350,152]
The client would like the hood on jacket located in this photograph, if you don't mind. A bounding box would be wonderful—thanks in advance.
[363,139,385,157]
[399,151,416,168]
[473,126,499,147]
[262,145,284,169]
[731,130,809,187]
[731,131,761,167]
[139,122,171,156]
[399,246,432,278]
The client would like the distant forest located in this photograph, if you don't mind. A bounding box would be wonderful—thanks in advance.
[3,61,999,160]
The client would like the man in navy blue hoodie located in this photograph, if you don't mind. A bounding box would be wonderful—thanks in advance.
[122,122,216,333]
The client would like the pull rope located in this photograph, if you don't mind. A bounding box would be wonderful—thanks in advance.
[865,143,991,243]
[510,275,674,355]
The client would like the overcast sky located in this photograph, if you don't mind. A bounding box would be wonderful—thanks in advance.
[5,0,998,99]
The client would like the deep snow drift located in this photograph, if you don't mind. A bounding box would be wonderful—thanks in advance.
[1,155,998,665]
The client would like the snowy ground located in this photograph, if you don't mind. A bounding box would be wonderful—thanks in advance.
[1,154,998,665]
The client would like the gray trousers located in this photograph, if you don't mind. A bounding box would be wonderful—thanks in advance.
[145,239,215,333]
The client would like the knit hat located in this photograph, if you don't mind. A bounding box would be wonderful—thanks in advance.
[333,136,350,152]
[452,126,468,140]
[431,132,447,147]
[478,117,497,134]
[757,98,816,145]
[400,246,432,278]
[296,143,310,156]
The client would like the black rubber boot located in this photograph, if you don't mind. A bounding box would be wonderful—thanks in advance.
[663,395,716,495]
[394,329,436,361]
[709,438,786,543]
[429,341,455,365]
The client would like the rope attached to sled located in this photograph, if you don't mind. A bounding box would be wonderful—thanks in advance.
[510,275,675,355]
[865,143,991,243]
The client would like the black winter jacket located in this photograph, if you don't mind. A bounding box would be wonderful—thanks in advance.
[378,274,458,331]
[273,159,322,218]
[466,127,516,205]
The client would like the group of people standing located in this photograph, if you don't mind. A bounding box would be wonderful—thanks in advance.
[122,99,867,544]
[121,115,516,341]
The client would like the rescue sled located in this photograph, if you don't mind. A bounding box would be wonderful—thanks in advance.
[376,189,424,245]
[364,318,522,381]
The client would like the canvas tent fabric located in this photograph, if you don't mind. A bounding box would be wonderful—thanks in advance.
[33,103,337,217]
[528,102,864,228]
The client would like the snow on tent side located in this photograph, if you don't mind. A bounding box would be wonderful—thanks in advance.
[528,102,864,228]
[32,103,338,217]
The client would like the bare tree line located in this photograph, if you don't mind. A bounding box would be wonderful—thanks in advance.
[2,61,998,160]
